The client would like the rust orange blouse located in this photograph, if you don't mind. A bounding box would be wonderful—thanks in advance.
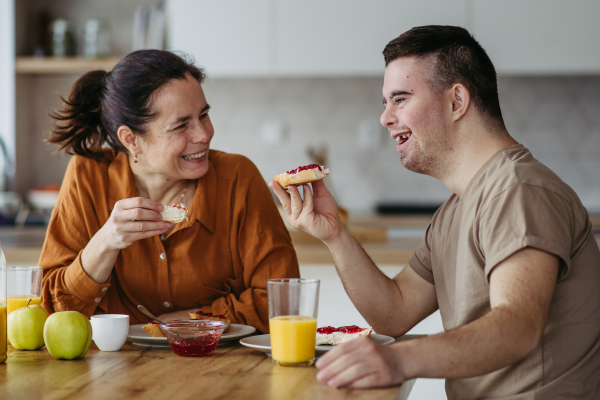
[40,150,299,333]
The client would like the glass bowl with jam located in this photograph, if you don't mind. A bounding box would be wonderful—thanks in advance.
[160,320,228,357]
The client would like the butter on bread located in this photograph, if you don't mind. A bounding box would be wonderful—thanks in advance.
[189,311,231,332]
[160,203,188,223]
[142,323,165,337]
[273,164,329,190]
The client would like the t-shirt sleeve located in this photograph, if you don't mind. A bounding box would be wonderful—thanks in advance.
[409,223,435,284]
[479,183,574,282]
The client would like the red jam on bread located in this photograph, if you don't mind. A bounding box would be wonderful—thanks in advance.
[316,325,372,345]
[286,164,323,175]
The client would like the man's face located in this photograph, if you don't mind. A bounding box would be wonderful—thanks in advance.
[380,57,452,176]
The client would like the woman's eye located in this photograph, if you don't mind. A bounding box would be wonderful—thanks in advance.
[176,124,186,130]
[200,113,209,119]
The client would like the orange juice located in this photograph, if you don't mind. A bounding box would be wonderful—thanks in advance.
[7,295,42,344]
[0,304,6,363]
[269,316,317,364]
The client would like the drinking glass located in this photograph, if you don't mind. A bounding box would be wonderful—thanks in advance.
[0,244,6,362]
[7,266,43,344]
[268,278,319,367]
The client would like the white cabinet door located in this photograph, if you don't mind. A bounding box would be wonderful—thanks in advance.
[277,0,467,76]
[473,0,600,74]
[166,0,272,77]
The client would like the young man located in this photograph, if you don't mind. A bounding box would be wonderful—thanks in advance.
[270,26,600,399]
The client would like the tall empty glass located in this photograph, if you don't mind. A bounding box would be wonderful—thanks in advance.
[7,266,43,344]
[268,278,319,367]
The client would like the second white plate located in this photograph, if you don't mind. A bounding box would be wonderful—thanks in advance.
[128,323,256,347]
[239,333,395,356]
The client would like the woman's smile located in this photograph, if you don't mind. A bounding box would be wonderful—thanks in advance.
[182,150,208,163]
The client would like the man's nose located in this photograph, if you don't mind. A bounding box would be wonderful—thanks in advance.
[380,105,396,131]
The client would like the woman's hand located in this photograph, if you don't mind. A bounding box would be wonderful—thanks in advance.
[102,197,171,250]
[268,180,344,244]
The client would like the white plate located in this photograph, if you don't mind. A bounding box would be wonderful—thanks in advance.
[239,333,395,356]
[127,323,256,347]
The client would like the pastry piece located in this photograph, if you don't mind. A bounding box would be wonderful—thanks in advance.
[142,321,165,337]
[160,203,188,223]
[189,311,231,333]
[273,164,330,190]
[316,325,372,345]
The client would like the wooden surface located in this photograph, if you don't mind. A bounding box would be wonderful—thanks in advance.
[16,56,122,74]
[1,342,414,400]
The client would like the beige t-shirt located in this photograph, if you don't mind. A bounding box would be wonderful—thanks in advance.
[409,144,600,400]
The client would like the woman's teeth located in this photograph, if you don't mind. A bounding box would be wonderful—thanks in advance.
[396,133,412,144]
[182,151,206,160]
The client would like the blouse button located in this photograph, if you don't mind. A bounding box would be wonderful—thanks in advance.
[94,297,101,303]
[160,253,166,260]
[164,301,170,307]
[101,287,108,292]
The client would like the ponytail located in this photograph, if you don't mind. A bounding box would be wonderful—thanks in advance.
[48,50,205,162]
[48,70,115,162]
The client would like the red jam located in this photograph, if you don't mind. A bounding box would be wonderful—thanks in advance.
[286,164,322,175]
[317,325,365,335]
[167,335,220,357]
[193,311,227,319]
[170,203,187,210]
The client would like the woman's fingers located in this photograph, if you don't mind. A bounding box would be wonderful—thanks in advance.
[118,197,163,212]
[301,184,314,216]
[122,220,171,233]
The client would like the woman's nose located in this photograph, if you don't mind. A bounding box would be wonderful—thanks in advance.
[191,119,214,143]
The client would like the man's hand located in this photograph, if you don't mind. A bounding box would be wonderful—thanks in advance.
[315,337,407,389]
[268,179,343,244]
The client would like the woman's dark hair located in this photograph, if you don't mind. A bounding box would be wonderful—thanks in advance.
[383,25,505,129]
[48,50,205,162]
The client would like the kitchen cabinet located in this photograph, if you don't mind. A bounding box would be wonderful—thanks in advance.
[472,0,600,74]
[166,0,273,77]
[167,0,600,77]
[277,0,465,76]
[166,0,466,77]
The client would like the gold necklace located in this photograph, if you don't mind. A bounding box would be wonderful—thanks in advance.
[177,180,190,204]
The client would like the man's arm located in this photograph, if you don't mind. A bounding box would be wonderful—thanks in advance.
[315,247,559,388]
[269,180,438,335]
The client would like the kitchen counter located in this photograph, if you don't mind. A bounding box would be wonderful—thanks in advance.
[1,341,414,400]
[2,214,600,265]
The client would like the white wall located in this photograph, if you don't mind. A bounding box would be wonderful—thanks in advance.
[0,0,16,190]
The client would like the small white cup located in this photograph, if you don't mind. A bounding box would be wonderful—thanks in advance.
[90,314,130,351]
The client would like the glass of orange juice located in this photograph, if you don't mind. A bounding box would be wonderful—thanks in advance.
[0,243,6,363]
[268,278,319,367]
[7,266,43,344]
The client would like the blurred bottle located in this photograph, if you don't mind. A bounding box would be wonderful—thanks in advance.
[83,19,110,59]
[31,10,51,57]
[51,19,76,58]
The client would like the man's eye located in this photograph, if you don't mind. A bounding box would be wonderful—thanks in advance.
[395,98,405,104]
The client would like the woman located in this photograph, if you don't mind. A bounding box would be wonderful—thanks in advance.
[40,50,299,333]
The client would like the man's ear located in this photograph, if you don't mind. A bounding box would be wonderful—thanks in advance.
[117,125,139,154]
[450,83,470,121]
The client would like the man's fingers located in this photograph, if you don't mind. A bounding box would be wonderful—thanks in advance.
[325,363,375,389]
[316,337,364,369]
[269,181,292,214]
[301,184,314,216]
[288,185,304,221]
[311,179,332,197]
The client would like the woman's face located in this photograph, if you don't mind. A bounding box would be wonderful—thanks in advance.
[138,73,214,180]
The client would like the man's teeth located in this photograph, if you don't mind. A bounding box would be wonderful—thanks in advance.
[395,133,412,143]
[182,151,206,160]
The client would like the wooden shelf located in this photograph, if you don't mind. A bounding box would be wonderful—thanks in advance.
[15,56,123,74]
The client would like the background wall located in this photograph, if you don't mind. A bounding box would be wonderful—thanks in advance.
[20,74,600,213]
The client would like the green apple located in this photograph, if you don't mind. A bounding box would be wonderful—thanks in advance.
[7,304,48,350]
[43,311,93,360]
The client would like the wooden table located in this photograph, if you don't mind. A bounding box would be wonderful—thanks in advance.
[1,342,414,400]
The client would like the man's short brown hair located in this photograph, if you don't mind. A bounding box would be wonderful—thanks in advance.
[383,25,504,128]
